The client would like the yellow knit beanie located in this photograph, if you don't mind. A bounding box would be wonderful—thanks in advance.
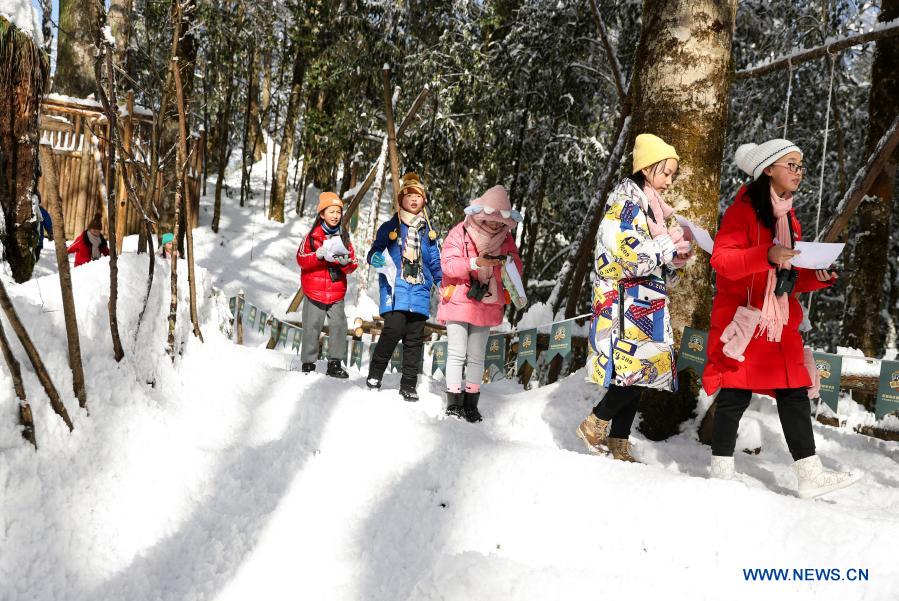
[632,133,679,174]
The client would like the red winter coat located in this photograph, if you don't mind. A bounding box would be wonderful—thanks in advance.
[296,223,357,305]
[67,231,109,267]
[702,186,835,396]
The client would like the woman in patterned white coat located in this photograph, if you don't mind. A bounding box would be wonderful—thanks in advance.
[576,134,694,462]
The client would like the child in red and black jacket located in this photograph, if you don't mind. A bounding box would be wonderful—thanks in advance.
[296,192,358,377]
[67,214,109,267]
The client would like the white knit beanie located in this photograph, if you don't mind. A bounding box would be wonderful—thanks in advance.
[734,139,803,180]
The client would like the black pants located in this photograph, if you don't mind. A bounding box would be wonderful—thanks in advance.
[368,310,426,389]
[711,387,816,461]
[592,385,643,439]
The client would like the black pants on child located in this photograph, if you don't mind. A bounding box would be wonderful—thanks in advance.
[369,310,427,390]
[711,387,816,461]
[592,385,643,439]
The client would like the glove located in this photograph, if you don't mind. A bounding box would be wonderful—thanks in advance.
[720,305,762,362]
[335,254,350,266]
[315,246,327,260]
[667,224,692,256]
[370,251,386,268]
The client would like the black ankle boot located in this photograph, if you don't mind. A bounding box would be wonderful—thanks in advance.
[326,359,349,379]
[399,386,419,402]
[301,362,316,373]
[463,390,482,423]
[445,391,465,419]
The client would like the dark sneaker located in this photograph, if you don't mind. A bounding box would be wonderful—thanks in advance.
[301,363,316,374]
[399,387,419,402]
[326,359,349,379]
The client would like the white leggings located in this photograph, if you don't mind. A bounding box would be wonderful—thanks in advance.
[445,321,491,393]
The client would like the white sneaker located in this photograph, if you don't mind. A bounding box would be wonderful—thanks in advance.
[792,455,863,499]
[710,455,735,480]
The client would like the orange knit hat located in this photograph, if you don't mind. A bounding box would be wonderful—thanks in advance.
[316,191,344,214]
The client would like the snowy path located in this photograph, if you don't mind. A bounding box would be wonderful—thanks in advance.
[2,157,898,600]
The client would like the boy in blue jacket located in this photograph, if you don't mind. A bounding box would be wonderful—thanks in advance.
[366,172,442,401]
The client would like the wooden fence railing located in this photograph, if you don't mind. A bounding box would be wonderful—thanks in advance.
[38,93,204,242]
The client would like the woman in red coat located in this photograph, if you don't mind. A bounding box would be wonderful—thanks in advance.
[296,192,357,378]
[67,214,109,267]
[704,138,861,499]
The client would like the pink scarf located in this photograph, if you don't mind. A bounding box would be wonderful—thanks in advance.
[463,216,508,304]
[642,185,674,237]
[758,187,793,342]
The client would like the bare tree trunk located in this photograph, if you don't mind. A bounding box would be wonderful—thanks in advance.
[0,17,48,283]
[630,0,739,441]
[355,138,390,306]
[0,279,74,430]
[0,315,36,448]
[270,43,307,222]
[40,0,53,56]
[40,145,88,409]
[212,72,235,233]
[108,0,132,77]
[173,57,203,342]
[94,15,125,362]
[840,0,898,359]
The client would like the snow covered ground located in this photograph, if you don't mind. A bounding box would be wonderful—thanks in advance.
[2,152,898,601]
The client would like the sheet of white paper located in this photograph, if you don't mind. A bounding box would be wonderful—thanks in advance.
[322,236,350,262]
[504,256,526,300]
[790,241,844,270]
[674,215,714,254]
[375,253,398,291]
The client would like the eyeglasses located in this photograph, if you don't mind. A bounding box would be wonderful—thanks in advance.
[464,204,524,223]
[772,162,806,175]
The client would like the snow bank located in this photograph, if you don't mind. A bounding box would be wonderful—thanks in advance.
[0,0,42,46]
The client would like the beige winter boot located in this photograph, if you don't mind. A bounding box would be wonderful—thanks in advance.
[576,414,610,454]
[792,455,863,499]
[608,437,640,463]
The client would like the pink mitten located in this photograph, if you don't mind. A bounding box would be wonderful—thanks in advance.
[803,347,821,400]
[667,225,691,255]
[720,305,762,362]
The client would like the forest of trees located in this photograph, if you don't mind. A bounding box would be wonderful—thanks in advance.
[2,0,897,371]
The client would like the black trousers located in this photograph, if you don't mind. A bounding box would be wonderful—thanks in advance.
[592,385,643,439]
[711,387,816,461]
[368,310,427,389]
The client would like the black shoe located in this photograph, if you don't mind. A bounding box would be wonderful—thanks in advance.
[326,359,349,379]
[445,391,465,419]
[301,362,316,373]
[463,391,482,423]
[399,387,419,402]
[366,376,382,390]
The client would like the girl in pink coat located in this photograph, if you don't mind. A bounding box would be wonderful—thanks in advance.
[437,185,523,422]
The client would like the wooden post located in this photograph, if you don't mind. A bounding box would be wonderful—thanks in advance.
[236,291,245,345]
[0,316,36,448]
[115,91,134,254]
[381,66,402,216]
[40,144,89,410]
[0,279,74,431]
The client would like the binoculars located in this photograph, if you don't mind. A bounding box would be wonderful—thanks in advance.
[774,267,799,297]
[467,278,490,301]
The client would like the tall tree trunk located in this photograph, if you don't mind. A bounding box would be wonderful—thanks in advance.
[270,44,307,223]
[840,0,898,359]
[630,0,739,441]
[55,0,100,96]
[94,14,126,363]
[40,0,52,56]
[0,15,49,283]
[108,0,132,79]
[40,145,88,409]
[173,55,204,342]
[212,71,235,233]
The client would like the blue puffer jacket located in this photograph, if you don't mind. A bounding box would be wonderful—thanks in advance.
[367,213,442,317]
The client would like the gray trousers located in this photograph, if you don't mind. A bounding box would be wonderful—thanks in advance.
[301,297,347,363]
[445,321,491,392]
